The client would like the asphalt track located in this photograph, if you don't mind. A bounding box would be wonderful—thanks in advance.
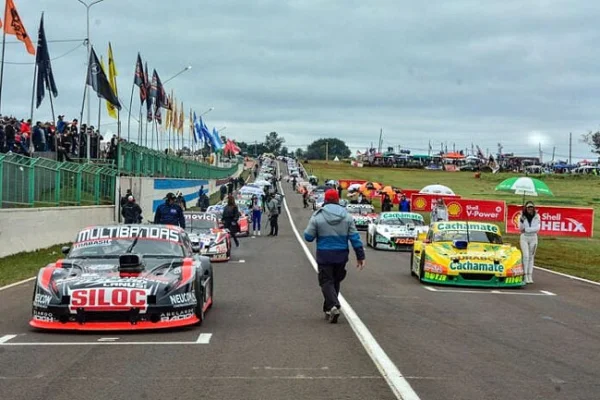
[0,168,599,400]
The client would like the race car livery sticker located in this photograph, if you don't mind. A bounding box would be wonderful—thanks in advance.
[449,260,504,273]
[436,222,500,234]
[381,212,424,221]
[184,213,218,221]
[32,310,57,322]
[170,292,197,305]
[68,288,150,313]
[76,226,181,243]
[73,239,112,249]
[34,293,53,307]
[160,308,195,321]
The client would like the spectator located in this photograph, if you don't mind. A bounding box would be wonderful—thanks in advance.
[122,196,143,223]
[399,194,411,212]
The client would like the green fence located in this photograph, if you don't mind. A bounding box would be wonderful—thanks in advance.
[119,142,239,179]
[0,153,117,208]
[0,144,240,208]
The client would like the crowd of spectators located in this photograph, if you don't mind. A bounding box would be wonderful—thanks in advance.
[0,114,124,162]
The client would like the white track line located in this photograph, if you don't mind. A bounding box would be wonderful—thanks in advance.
[0,277,35,292]
[535,266,600,287]
[0,340,211,346]
[196,333,212,344]
[278,165,420,400]
[0,335,17,344]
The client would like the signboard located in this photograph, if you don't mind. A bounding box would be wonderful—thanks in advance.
[410,194,462,212]
[506,205,594,238]
[338,179,367,190]
[393,189,420,205]
[444,198,506,222]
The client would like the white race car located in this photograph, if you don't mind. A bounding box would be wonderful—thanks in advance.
[366,211,428,251]
[347,204,378,231]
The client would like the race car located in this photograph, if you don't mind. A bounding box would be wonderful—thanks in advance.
[346,204,378,231]
[207,203,250,237]
[411,221,525,287]
[313,193,325,210]
[30,224,214,331]
[184,212,232,262]
[366,212,428,251]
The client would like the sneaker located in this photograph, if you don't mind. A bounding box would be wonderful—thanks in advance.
[252,231,256,237]
[329,306,340,324]
[258,231,261,236]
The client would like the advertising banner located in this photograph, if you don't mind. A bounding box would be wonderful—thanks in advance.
[506,205,594,238]
[393,189,421,205]
[410,193,462,211]
[338,179,367,190]
[444,198,506,222]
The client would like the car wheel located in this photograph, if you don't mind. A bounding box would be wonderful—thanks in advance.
[418,252,426,282]
[208,274,214,309]
[194,281,205,325]
[372,234,378,249]
[410,251,416,276]
[366,232,371,247]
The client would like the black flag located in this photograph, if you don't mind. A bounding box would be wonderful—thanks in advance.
[35,13,57,108]
[86,46,121,109]
[133,53,147,105]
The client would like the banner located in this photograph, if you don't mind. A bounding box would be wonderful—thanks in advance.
[410,194,462,212]
[444,198,506,222]
[506,205,594,238]
[393,189,420,205]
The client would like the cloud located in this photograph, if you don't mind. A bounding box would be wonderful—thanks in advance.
[4,0,599,161]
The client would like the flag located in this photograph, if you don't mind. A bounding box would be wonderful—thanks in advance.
[35,13,57,109]
[3,0,35,55]
[150,69,164,124]
[193,112,203,145]
[172,100,178,131]
[165,93,172,128]
[213,127,223,151]
[144,62,152,122]
[133,53,147,104]
[179,102,184,134]
[86,46,121,109]
[189,108,195,143]
[106,42,118,119]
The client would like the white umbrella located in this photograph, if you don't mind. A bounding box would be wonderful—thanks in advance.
[254,180,272,187]
[348,183,362,192]
[419,184,455,195]
[326,179,337,185]
[240,186,264,196]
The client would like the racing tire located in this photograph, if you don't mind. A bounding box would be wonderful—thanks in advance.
[207,274,214,310]
[418,252,426,282]
[410,251,416,276]
[372,233,378,249]
[194,281,205,326]
[366,232,372,247]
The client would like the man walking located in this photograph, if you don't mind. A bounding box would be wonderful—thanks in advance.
[303,189,365,323]
[266,193,280,236]
[154,192,186,228]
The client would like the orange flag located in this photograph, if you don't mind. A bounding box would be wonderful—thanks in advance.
[3,0,35,55]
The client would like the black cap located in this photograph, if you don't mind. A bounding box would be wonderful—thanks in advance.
[165,192,176,200]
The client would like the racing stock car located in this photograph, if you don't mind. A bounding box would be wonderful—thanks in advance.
[184,212,232,262]
[411,221,525,287]
[346,204,378,231]
[366,212,428,251]
[30,224,214,331]
[207,202,250,237]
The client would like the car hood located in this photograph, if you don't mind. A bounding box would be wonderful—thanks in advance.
[428,242,517,261]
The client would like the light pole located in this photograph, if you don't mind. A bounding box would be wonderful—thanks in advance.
[218,126,227,132]
[78,0,105,160]
[164,65,192,84]
[199,107,214,117]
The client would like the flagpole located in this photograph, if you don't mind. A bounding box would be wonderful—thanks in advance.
[29,63,38,157]
[127,81,134,142]
[151,119,156,150]
[145,121,148,147]
[0,2,8,114]
[138,106,142,144]
[79,70,88,162]
[97,97,101,158]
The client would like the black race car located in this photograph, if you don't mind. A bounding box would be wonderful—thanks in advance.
[30,224,214,331]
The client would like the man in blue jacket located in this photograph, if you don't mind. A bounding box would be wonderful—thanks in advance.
[154,192,186,228]
[304,189,366,323]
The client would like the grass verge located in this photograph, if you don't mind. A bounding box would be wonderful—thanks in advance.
[0,244,70,287]
[304,160,600,282]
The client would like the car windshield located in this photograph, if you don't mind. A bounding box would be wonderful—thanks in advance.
[347,207,373,214]
[432,230,503,244]
[69,238,184,258]
[380,217,424,226]
[186,218,216,232]
[69,226,185,258]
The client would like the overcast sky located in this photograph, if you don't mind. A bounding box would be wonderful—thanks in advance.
[5,0,600,161]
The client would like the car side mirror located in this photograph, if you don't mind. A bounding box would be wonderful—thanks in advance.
[61,246,71,255]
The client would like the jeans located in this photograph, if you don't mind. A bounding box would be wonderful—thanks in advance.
[252,210,262,230]
[269,215,279,235]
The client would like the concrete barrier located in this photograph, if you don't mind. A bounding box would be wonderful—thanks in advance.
[0,205,115,258]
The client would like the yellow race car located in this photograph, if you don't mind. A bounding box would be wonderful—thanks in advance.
[411,221,525,287]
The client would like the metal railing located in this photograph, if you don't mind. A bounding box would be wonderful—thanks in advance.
[0,153,117,208]
[0,144,240,208]
[118,142,240,179]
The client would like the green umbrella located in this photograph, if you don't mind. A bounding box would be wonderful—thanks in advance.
[495,176,554,198]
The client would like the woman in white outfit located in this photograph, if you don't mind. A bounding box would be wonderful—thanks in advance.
[519,201,540,284]
[431,198,449,222]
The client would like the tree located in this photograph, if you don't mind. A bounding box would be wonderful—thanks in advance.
[295,148,305,158]
[582,131,600,154]
[264,131,285,154]
[280,146,289,157]
[305,138,351,160]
